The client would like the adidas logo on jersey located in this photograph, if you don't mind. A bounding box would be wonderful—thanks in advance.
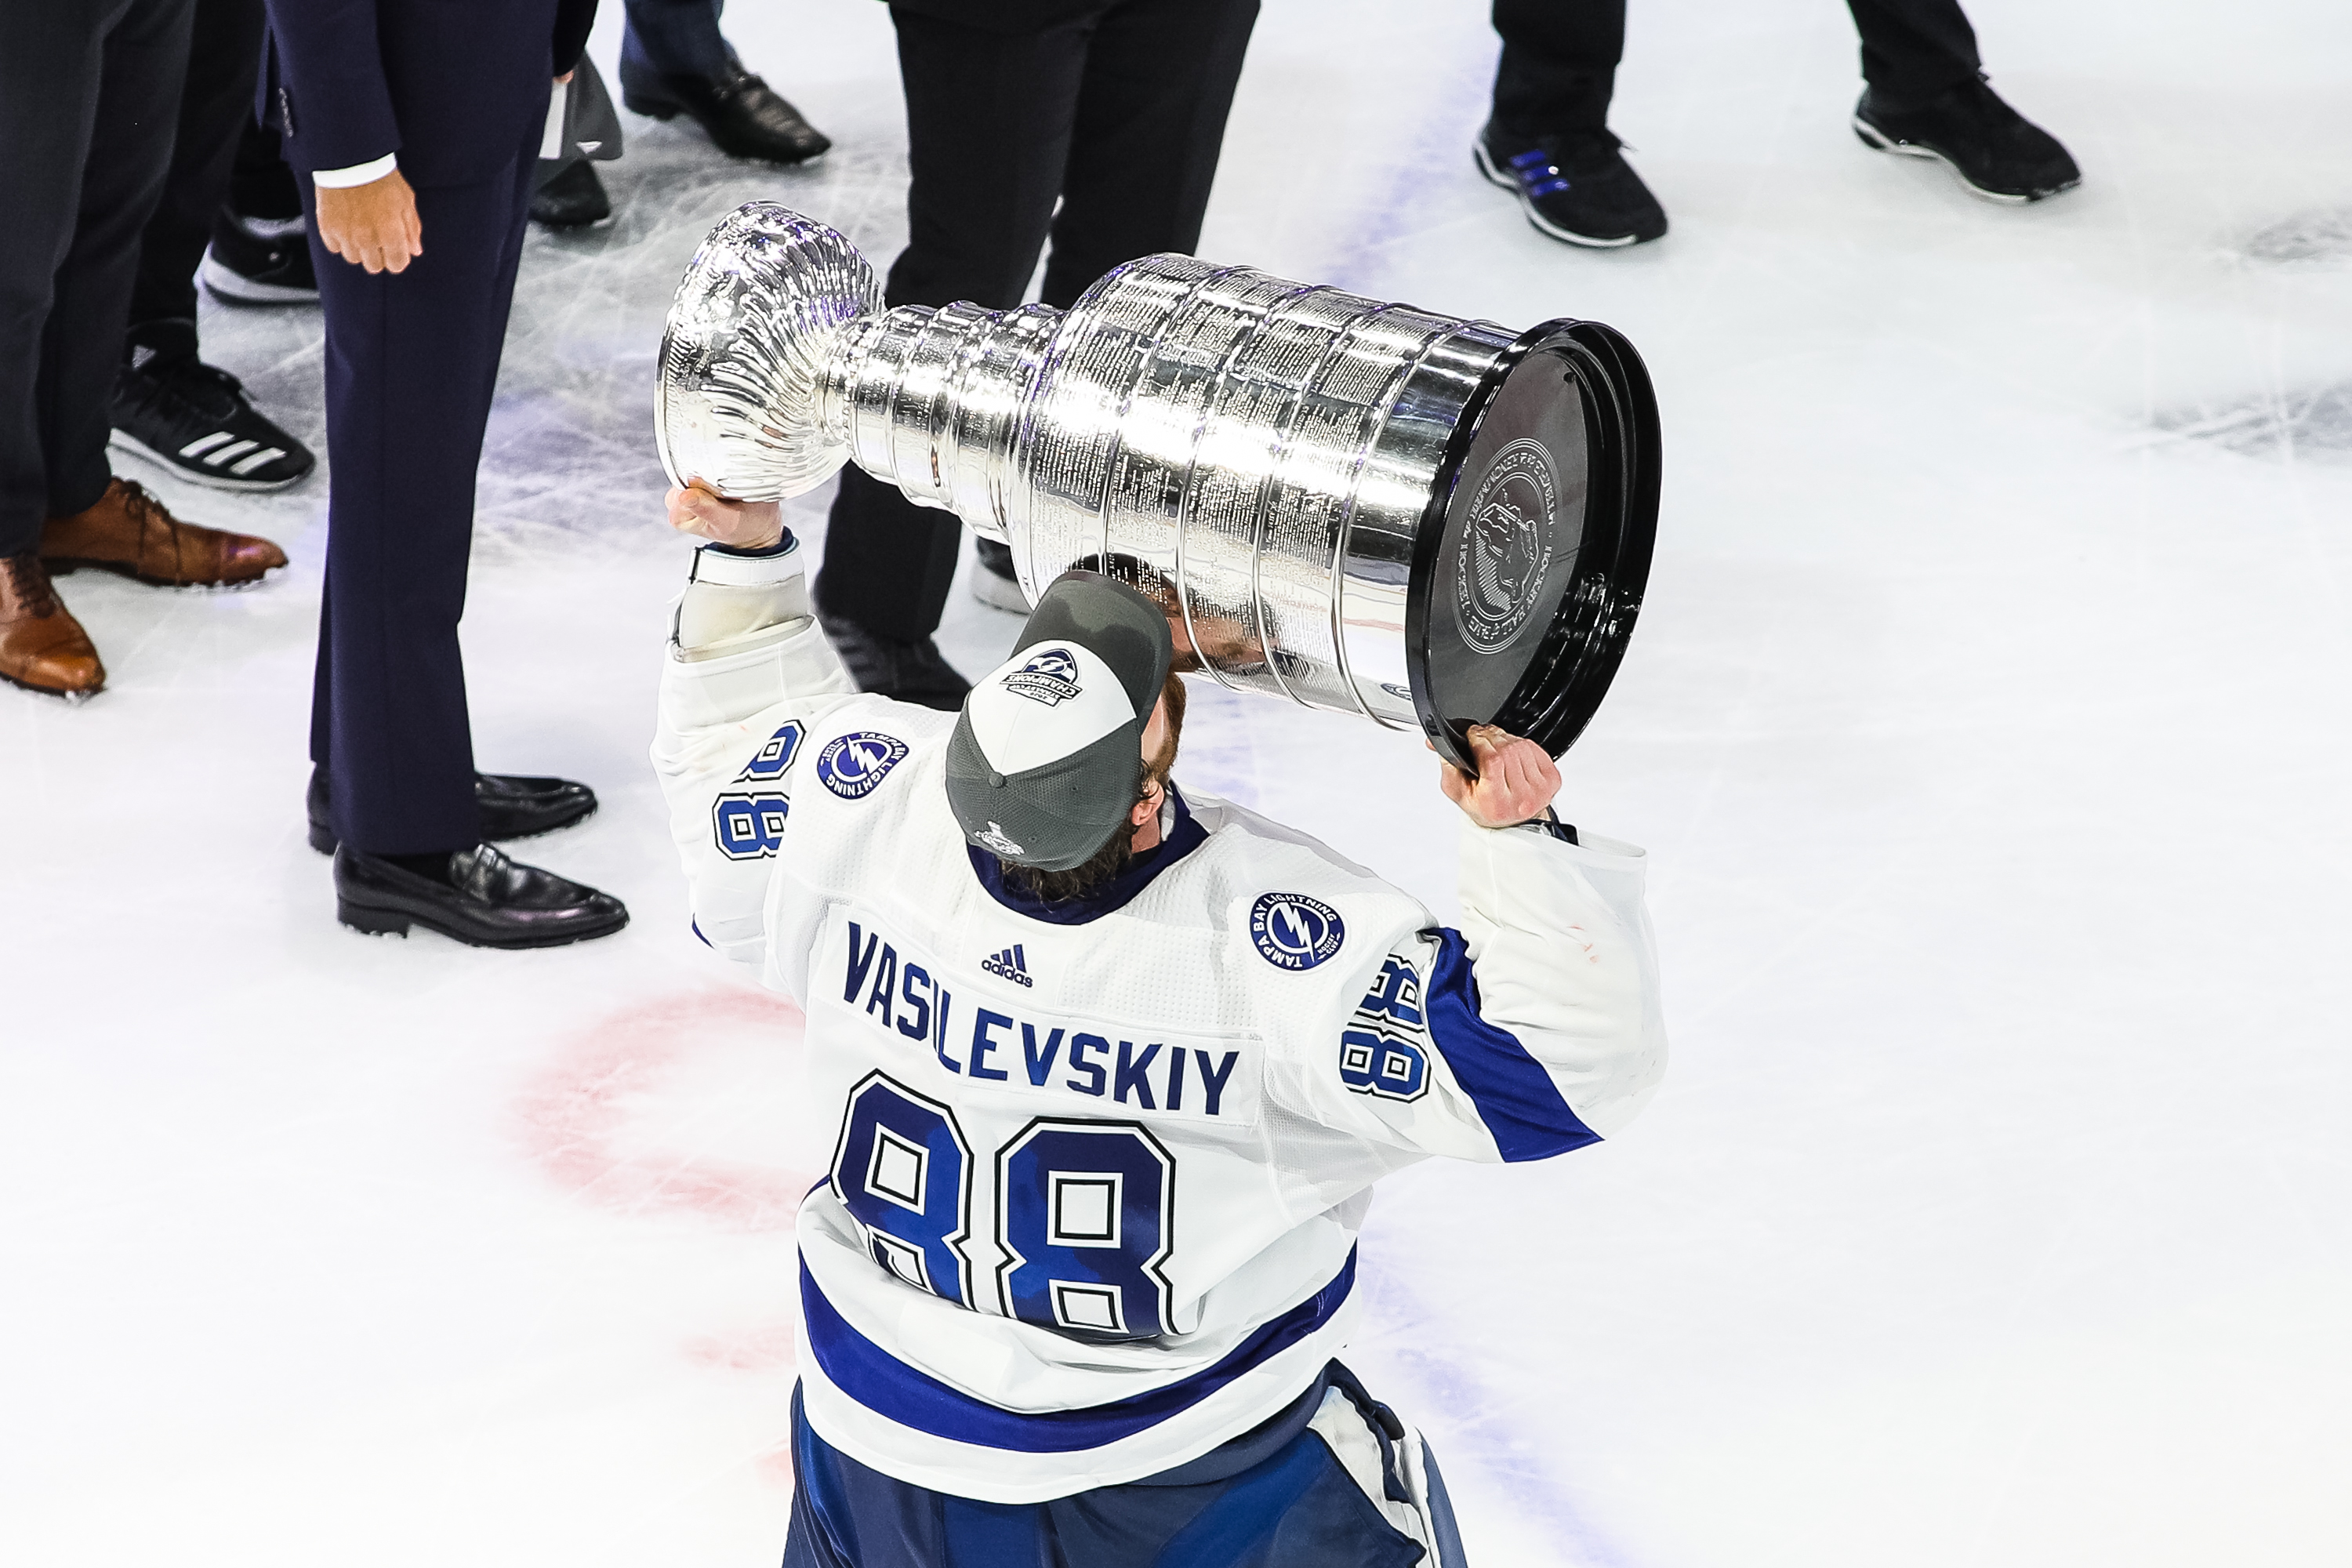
[982,944,1034,987]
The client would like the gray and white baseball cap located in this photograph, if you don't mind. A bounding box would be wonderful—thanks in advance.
[946,572,1174,871]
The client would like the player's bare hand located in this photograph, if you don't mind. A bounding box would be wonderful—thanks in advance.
[667,483,784,550]
[315,169,422,275]
[1438,724,1562,829]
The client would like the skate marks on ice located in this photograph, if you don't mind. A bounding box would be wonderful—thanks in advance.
[2148,383,2352,463]
[475,117,916,552]
[2236,208,2352,266]
[514,982,818,1483]
[2142,209,2352,462]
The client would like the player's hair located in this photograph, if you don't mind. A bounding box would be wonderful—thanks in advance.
[999,670,1187,903]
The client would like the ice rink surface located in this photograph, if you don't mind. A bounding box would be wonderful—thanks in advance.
[6,1,2350,1563]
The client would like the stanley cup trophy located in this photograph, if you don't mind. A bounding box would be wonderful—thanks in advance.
[654,203,1659,771]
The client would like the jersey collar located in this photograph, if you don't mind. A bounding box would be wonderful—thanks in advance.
[966,782,1208,925]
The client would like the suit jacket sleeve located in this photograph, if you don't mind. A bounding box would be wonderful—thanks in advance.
[552,0,598,77]
[261,0,402,174]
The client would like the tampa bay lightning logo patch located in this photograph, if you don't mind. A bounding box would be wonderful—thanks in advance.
[1002,644,1083,706]
[817,731,910,799]
[1249,891,1346,971]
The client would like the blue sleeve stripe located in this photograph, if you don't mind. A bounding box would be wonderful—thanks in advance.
[800,1249,1356,1454]
[1425,927,1600,1162]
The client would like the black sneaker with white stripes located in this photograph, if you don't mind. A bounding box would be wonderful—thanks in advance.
[110,353,315,492]
[1475,123,1668,249]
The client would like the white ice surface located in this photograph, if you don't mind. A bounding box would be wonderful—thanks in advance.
[6,1,2351,1563]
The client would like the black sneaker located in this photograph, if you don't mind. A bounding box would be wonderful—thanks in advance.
[815,611,971,710]
[1853,78,2080,204]
[200,209,318,305]
[110,354,315,492]
[1475,124,1667,248]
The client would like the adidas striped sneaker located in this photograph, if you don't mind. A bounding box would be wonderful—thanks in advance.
[1473,122,1668,249]
[110,353,315,492]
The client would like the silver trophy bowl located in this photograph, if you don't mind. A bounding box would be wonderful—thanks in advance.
[655,202,1659,771]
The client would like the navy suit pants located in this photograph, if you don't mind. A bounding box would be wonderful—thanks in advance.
[301,146,536,855]
[623,0,731,78]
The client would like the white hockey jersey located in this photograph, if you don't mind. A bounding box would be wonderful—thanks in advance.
[651,536,1668,1504]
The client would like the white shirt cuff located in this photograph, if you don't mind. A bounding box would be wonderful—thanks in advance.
[311,154,398,190]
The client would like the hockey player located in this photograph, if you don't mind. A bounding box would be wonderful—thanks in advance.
[653,483,1668,1566]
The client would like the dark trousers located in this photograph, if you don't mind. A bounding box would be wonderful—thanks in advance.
[622,0,730,78]
[0,0,194,555]
[125,0,266,366]
[302,146,538,855]
[816,0,1259,644]
[228,120,303,221]
[1490,0,1982,136]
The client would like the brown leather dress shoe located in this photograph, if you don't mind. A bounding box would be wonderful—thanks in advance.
[0,554,105,699]
[41,477,287,587]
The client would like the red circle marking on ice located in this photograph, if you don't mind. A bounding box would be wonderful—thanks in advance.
[514,988,815,1232]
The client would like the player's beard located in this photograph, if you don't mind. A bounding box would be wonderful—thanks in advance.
[1000,673,1186,905]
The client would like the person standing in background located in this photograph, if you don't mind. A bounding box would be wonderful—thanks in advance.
[530,56,628,228]
[812,0,1261,709]
[619,0,831,166]
[1,0,290,702]
[1476,0,2080,249]
[263,0,630,947]
[112,0,317,496]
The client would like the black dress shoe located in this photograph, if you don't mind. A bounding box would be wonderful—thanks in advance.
[1853,78,2081,204]
[307,769,598,855]
[620,60,830,165]
[531,159,612,228]
[335,844,628,949]
[815,612,971,711]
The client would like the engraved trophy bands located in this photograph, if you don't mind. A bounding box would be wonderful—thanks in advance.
[655,202,1660,770]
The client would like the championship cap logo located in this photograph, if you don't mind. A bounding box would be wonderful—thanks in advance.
[1000,645,1084,706]
[1454,437,1556,655]
[817,731,911,799]
[975,821,1025,857]
[1248,891,1347,971]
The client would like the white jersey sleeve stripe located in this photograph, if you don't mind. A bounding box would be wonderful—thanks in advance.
[799,1250,1359,1453]
[1421,927,1603,1161]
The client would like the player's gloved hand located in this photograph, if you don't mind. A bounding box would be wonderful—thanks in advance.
[667,482,786,551]
[1438,723,1562,829]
